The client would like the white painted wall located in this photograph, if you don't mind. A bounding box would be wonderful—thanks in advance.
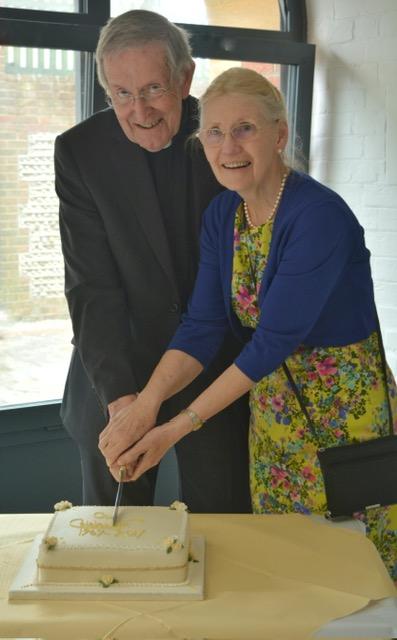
[306,0,397,375]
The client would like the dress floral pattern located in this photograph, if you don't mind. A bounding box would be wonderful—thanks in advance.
[232,202,397,581]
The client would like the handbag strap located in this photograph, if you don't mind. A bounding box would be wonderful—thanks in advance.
[374,311,394,435]
[282,315,394,440]
[282,362,318,439]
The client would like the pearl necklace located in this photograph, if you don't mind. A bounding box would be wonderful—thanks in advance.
[243,171,289,229]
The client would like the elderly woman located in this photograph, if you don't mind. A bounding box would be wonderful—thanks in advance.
[100,67,397,579]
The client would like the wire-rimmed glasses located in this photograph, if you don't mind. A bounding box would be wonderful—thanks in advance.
[197,122,262,147]
[106,84,171,108]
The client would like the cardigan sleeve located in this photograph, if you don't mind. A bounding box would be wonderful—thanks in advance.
[168,200,230,366]
[234,198,362,381]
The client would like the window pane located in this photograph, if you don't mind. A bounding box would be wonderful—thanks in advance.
[0,46,78,407]
[111,0,280,30]
[191,59,281,97]
[2,0,78,10]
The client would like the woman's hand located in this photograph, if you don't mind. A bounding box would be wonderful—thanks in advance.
[99,350,204,476]
[113,414,193,482]
[98,393,160,468]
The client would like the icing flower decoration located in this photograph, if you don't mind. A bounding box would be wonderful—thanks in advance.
[163,535,184,554]
[54,500,73,511]
[188,551,199,563]
[44,536,58,550]
[169,500,188,512]
[99,575,118,588]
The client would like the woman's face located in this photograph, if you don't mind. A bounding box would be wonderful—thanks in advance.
[199,93,287,199]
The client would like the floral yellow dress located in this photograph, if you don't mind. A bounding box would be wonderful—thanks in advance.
[232,203,397,581]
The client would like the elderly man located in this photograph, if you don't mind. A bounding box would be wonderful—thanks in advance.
[57,9,251,512]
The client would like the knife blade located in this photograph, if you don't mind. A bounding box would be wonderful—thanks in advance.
[112,465,126,526]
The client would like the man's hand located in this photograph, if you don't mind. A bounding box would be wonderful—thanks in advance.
[107,393,137,418]
[98,394,159,468]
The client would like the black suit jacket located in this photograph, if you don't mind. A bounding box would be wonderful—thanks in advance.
[56,98,228,410]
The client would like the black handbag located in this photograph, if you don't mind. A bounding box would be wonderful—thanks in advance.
[282,318,397,520]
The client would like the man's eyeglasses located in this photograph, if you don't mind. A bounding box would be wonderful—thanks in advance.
[106,84,171,108]
[197,122,262,147]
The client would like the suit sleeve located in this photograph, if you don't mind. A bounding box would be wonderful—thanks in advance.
[55,134,138,410]
[168,201,230,365]
[234,200,360,381]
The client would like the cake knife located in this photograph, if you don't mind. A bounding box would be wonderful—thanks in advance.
[112,465,126,526]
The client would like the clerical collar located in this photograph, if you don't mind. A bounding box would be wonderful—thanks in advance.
[146,140,172,153]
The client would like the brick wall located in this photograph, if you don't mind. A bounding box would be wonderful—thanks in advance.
[307,0,397,376]
[0,46,75,321]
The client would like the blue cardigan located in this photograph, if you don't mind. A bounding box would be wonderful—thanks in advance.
[168,171,378,382]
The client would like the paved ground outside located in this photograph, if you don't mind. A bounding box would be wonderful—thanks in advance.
[0,317,72,407]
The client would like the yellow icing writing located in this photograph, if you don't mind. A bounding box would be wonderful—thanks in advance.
[69,512,146,538]
[92,511,144,523]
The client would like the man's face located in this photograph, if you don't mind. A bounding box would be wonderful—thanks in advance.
[103,42,193,152]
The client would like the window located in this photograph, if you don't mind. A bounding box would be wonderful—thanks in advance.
[2,0,77,11]
[111,0,280,30]
[0,45,77,405]
[0,2,106,408]
[0,1,313,409]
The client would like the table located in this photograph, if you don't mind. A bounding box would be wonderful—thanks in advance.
[0,512,396,640]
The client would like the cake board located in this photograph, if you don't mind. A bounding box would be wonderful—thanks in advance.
[9,535,205,601]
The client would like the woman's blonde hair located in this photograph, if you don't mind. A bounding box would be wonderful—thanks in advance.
[199,67,288,127]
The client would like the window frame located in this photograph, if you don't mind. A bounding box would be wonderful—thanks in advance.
[0,0,314,420]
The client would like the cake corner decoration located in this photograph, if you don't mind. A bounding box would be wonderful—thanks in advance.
[163,535,184,554]
[54,500,73,511]
[188,551,199,563]
[169,500,188,512]
[43,536,58,550]
[98,575,118,588]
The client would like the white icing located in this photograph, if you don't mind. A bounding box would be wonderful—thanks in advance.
[37,506,189,585]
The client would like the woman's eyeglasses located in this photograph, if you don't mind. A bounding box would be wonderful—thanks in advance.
[197,122,261,147]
